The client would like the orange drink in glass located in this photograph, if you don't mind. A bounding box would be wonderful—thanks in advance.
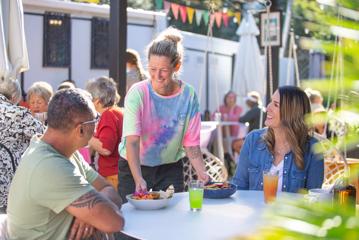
[263,170,279,203]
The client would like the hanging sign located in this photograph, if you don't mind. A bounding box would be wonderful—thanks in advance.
[259,11,282,47]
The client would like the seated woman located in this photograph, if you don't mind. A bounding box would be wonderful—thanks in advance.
[27,81,54,124]
[232,86,324,193]
[0,79,44,213]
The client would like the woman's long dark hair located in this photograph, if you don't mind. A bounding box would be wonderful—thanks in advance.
[263,86,312,170]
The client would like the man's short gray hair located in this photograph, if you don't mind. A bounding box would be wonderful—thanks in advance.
[86,76,120,107]
[27,81,54,103]
[0,78,22,104]
[47,89,96,132]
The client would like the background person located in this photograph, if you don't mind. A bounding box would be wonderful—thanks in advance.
[239,91,264,133]
[7,89,124,239]
[126,48,146,92]
[57,79,76,91]
[27,81,54,124]
[0,79,44,213]
[213,90,243,137]
[232,86,324,192]
[86,76,123,190]
[118,27,209,201]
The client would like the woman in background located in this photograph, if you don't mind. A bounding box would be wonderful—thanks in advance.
[27,81,53,124]
[232,86,324,193]
[213,91,243,137]
[126,48,146,92]
[0,79,44,212]
[86,76,123,190]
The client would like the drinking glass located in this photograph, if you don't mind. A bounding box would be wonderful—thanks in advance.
[189,180,204,211]
[263,170,279,203]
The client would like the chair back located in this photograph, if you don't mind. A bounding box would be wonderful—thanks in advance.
[183,149,228,190]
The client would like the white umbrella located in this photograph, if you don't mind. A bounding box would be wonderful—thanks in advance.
[232,12,266,103]
[0,0,29,80]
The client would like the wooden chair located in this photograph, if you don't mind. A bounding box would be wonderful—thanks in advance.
[183,149,228,191]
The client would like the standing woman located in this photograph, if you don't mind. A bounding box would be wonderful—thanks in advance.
[213,91,243,137]
[86,76,123,190]
[126,48,146,92]
[232,86,324,192]
[118,27,209,200]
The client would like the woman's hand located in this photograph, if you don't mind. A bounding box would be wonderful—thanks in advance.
[135,177,147,193]
[197,171,210,184]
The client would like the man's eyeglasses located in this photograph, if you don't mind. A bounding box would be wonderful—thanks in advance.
[80,114,100,125]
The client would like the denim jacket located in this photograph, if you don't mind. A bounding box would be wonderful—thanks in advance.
[232,128,324,193]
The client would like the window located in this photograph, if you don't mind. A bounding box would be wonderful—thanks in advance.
[43,12,71,67]
[91,17,109,69]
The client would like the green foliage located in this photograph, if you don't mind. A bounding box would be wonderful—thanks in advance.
[128,0,154,10]
[246,198,359,239]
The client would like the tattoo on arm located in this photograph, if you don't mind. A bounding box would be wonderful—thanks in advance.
[70,190,106,209]
[184,146,202,160]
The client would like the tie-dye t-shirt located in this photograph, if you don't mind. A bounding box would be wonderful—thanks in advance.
[119,80,201,166]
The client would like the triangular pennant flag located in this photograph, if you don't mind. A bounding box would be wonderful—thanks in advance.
[210,13,215,27]
[171,3,180,20]
[164,1,171,14]
[195,9,203,26]
[214,12,222,28]
[227,10,235,17]
[234,12,241,24]
[187,7,195,24]
[179,5,187,23]
[222,12,229,27]
[155,0,163,10]
[203,10,209,26]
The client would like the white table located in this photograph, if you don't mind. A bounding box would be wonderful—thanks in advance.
[121,190,300,240]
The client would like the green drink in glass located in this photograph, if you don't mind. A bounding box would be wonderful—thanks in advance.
[189,180,204,211]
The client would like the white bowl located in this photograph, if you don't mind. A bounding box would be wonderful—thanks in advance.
[126,194,171,210]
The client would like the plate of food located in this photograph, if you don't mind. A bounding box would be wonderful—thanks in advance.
[126,186,174,210]
[204,182,237,199]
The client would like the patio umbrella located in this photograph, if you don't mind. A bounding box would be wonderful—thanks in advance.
[232,12,266,103]
[0,0,29,81]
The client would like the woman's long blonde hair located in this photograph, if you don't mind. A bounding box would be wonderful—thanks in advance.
[263,86,312,170]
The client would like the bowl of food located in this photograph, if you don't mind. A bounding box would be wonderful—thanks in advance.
[126,190,173,210]
[204,182,237,199]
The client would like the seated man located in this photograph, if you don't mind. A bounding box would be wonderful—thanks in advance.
[7,89,124,239]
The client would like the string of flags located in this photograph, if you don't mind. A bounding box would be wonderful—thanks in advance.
[158,0,241,28]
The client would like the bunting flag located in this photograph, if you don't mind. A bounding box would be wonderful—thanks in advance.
[164,1,171,14]
[214,12,222,28]
[195,9,203,26]
[179,5,187,23]
[171,3,180,20]
[163,1,240,28]
[187,7,195,24]
[222,12,229,27]
[234,12,241,24]
[155,0,163,10]
[227,10,235,17]
[210,13,215,27]
[203,10,210,26]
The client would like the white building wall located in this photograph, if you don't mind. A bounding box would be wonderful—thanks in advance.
[71,18,108,89]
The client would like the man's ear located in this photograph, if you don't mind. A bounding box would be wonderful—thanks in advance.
[80,127,84,134]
